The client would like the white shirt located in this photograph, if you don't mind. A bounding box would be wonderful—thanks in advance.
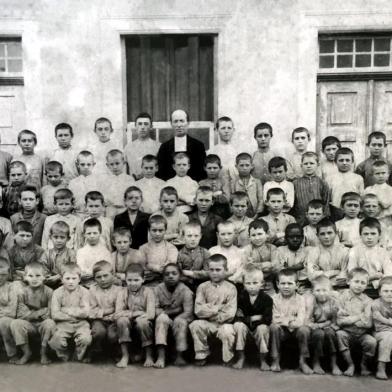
[136,177,166,213]
[98,172,135,208]
[174,136,187,152]
[68,175,101,214]
[124,138,160,177]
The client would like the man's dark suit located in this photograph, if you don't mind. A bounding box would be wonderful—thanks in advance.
[156,135,206,181]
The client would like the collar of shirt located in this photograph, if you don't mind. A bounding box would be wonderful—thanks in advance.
[174,136,187,152]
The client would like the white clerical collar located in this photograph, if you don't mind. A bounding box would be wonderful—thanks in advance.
[174,135,187,152]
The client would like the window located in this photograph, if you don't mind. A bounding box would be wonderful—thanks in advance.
[0,37,23,76]
[319,34,392,72]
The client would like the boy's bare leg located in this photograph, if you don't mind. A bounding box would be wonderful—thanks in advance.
[341,350,355,376]
[299,355,313,375]
[15,343,32,365]
[376,361,388,380]
[232,350,245,369]
[330,354,342,376]
[260,353,270,371]
[143,346,154,367]
[154,346,166,369]
[312,353,325,375]
[116,343,129,368]
[360,355,371,376]
[174,351,187,366]
[40,345,51,365]
[270,356,281,372]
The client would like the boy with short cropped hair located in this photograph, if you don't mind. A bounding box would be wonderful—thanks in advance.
[303,199,325,247]
[227,191,253,247]
[336,268,376,376]
[87,260,123,362]
[231,153,263,218]
[40,161,66,215]
[135,154,165,213]
[356,131,392,187]
[138,215,178,285]
[11,184,46,245]
[114,263,155,368]
[269,268,312,374]
[232,265,272,370]
[263,156,294,213]
[154,263,194,368]
[188,186,223,248]
[10,263,55,365]
[286,127,312,180]
[76,218,113,287]
[371,276,392,380]
[49,264,92,362]
[262,188,296,246]
[189,254,237,366]
[3,161,28,217]
[320,136,341,186]
[41,188,82,251]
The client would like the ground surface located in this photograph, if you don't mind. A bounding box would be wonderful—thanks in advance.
[1,362,391,392]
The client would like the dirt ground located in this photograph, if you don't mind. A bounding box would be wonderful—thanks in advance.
[1,362,391,392]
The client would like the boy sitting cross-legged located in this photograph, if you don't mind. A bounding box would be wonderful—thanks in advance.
[114,263,155,368]
[154,263,194,368]
[189,254,237,366]
[10,263,55,365]
[232,264,272,371]
[49,264,92,362]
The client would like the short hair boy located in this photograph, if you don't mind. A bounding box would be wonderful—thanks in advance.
[4,160,28,216]
[40,161,66,215]
[286,126,311,180]
[303,199,324,246]
[320,136,341,186]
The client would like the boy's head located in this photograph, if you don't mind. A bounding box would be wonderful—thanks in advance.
[112,227,132,253]
[125,263,144,292]
[172,152,190,177]
[0,258,9,286]
[183,220,202,249]
[148,214,167,243]
[49,221,70,250]
[106,149,125,176]
[85,191,105,218]
[367,131,387,158]
[248,219,269,247]
[54,188,74,216]
[83,218,102,246]
[92,260,114,289]
[60,264,81,291]
[285,223,304,251]
[230,191,248,218]
[45,161,64,187]
[306,199,324,226]
[253,122,273,150]
[347,267,369,295]
[361,193,380,218]
[94,117,113,143]
[291,127,310,152]
[76,150,95,176]
[195,186,213,214]
[208,254,227,283]
[359,217,381,248]
[217,221,235,248]
[216,116,234,143]
[9,161,27,185]
[14,220,33,248]
[316,218,337,247]
[301,151,319,176]
[24,262,46,289]
[341,192,361,219]
[160,186,178,214]
[141,154,158,179]
[378,276,392,303]
[311,274,332,303]
[235,153,253,177]
[17,129,37,154]
[268,156,287,183]
[243,264,264,295]
[54,123,73,149]
[124,186,143,212]
[335,147,354,172]
[204,154,222,180]
[163,263,181,289]
[277,268,298,297]
[321,136,341,162]
[265,187,285,215]
[19,184,39,213]
[135,112,153,140]
[372,160,389,185]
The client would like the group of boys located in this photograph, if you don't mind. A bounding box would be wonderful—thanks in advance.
[0,113,391,380]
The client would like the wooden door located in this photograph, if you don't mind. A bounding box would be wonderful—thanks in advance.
[317,81,369,163]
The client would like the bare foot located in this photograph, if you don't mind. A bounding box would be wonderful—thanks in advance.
[300,362,314,375]
[195,359,207,366]
[343,365,355,377]
[360,366,371,377]
[271,360,281,372]
[116,356,129,368]
[15,351,32,365]
[232,357,244,369]
[260,362,271,371]
[332,365,342,376]
[130,353,142,363]
[82,356,91,364]
[153,358,165,369]
[8,355,19,364]
[143,357,155,368]
[312,363,325,375]
[40,355,52,365]
[376,369,388,380]
[173,355,187,366]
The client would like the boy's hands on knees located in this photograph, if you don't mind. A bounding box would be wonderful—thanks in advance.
[250,315,262,322]
[114,310,133,319]
[45,274,60,284]
[182,270,194,278]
